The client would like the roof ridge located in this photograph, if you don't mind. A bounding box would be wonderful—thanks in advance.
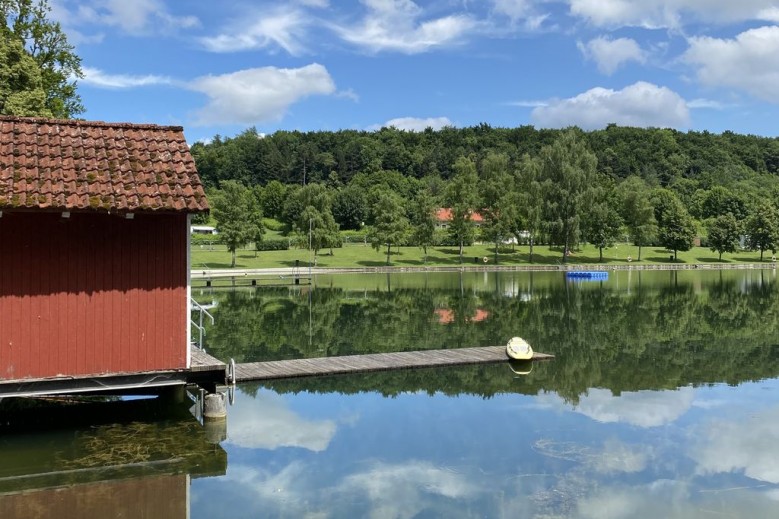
[0,115,184,132]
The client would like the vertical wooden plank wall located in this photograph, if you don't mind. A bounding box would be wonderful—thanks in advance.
[0,212,187,380]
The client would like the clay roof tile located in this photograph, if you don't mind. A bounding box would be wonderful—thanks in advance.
[0,116,208,213]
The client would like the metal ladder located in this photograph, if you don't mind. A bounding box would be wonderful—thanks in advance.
[191,298,215,350]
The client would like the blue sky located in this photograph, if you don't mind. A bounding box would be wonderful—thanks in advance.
[51,0,779,143]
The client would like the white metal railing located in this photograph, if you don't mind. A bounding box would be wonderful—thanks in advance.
[191,298,215,350]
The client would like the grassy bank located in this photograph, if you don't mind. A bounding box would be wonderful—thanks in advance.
[190,242,777,270]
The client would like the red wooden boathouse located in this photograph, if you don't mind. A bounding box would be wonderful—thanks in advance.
[0,116,210,393]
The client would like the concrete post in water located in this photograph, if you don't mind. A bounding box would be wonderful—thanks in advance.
[203,391,227,421]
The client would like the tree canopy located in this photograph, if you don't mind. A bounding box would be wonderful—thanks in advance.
[1,0,83,118]
[196,123,779,264]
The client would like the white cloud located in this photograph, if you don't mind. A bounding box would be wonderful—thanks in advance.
[578,36,646,75]
[338,460,479,517]
[506,99,548,107]
[200,8,310,55]
[492,0,535,20]
[539,387,695,427]
[531,81,690,130]
[693,405,779,484]
[684,26,779,103]
[568,0,779,28]
[370,116,453,131]
[490,0,549,29]
[333,0,477,54]
[297,0,330,7]
[189,64,337,126]
[81,67,173,89]
[53,0,198,36]
[226,390,337,451]
[686,98,728,109]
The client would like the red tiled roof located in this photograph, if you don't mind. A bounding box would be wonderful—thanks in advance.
[435,208,484,223]
[0,116,208,213]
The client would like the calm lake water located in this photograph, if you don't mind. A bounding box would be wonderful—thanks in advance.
[3,269,779,518]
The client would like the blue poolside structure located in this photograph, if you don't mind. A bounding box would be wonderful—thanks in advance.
[565,271,609,280]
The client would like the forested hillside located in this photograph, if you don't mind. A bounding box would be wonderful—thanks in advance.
[192,124,779,190]
[192,125,779,265]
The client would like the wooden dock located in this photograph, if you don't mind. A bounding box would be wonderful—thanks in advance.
[234,346,553,382]
[190,347,226,373]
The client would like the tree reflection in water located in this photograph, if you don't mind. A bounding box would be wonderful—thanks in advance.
[196,269,779,403]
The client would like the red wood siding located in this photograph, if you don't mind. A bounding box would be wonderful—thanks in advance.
[0,212,188,381]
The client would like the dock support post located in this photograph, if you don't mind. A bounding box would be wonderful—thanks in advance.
[203,391,228,443]
[203,391,227,420]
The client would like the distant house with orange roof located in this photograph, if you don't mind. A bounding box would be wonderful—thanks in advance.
[434,208,484,230]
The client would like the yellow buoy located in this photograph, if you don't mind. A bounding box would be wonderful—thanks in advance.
[506,336,533,360]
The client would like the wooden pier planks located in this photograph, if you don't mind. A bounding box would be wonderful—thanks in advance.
[190,347,225,372]
[234,346,553,382]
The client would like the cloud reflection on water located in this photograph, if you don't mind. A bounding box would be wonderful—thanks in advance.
[539,387,695,427]
[226,389,337,452]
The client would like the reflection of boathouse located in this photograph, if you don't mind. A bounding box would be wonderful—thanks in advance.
[0,116,218,396]
[0,400,226,519]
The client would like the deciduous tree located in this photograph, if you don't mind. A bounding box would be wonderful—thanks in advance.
[1,0,83,117]
[479,152,513,263]
[367,190,409,265]
[446,156,479,263]
[707,213,740,261]
[618,176,657,261]
[658,197,696,261]
[409,189,436,264]
[582,180,623,262]
[212,181,252,268]
[248,186,265,257]
[539,130,596,263]
[0,31,49,115]
[745,203,778,261]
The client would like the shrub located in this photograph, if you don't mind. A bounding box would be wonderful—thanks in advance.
[253,239,290,251]
[191,233,219,245]
[263,218,285,232]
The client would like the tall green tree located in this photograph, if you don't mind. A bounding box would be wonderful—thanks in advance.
[298,205,341,260]
[367,190,410,265]
[332,184,367,230]
[409,189,437,264]
[745,203,778,261]
[248,186,265,257]
[479,152,513,263]
[658,197,696,261]
[513,154,543,262]
[539,130,596,263]
[707,213,740,261]
[618,176,657,261]
[288,184,340,258]
[446,156,479,263]
[260,180,286,220]
[212,181,252,268]
[1,0,83,117]
[0,30,49,115]
[582,180,623,262]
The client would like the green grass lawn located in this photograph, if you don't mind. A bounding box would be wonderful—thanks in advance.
[190,242,777,270]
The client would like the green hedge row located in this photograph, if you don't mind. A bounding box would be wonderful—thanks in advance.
[253,239,290,251]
